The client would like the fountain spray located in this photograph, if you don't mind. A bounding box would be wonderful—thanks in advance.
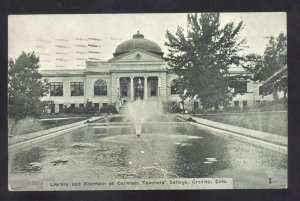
[123,78,163,138]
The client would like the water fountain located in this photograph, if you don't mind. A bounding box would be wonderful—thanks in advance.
[123,78,163,137]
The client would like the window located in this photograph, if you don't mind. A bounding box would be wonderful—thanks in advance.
[50,82,63,96]
[94,80,107,96]
[234,101,239,107]
[170,80,180,95]
[151,82,157,96]
[79,104,84,108]
[71,82,84,96]
[259,86,264,95]
[102,103,108,106]
[256,100,261,104]
[71,104,75,109]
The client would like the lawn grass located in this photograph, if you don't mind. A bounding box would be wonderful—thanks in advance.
[8,117,88,136]
[195,111,287,136]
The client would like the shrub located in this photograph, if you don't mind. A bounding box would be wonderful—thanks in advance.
[226,106,241,112]
[193,108,204,114]
[63,107,75,114]
[84,103,97,114]
[8,117,44,136]
[72,107,85,114]
[63,103,97,115]
[100,104,118,114]
[169,103,182,113]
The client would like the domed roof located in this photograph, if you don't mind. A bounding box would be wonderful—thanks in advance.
[113,31,163,57]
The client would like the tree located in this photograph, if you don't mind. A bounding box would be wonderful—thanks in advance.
[8,52,49,121]
[243,33,287,103]
[165,13,247,111]
[259,33,287,102]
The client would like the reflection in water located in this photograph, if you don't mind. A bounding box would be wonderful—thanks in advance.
[9,123,287,190]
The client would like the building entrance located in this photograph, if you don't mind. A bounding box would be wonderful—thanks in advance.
[134,77,144,100]
[118,76,159,102]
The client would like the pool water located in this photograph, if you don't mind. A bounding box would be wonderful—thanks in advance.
[9,122,287,190]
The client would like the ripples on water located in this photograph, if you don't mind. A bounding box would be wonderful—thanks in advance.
[9,122,287,189]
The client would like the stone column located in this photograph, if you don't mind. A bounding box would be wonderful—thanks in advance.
[158,76,161,97]
[144,76,148,100]
[116,77,120,98]
[130,76,134,101]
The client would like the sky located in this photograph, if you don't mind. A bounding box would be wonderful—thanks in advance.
[8,13,286,69]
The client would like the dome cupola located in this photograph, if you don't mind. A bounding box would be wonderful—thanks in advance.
[113,31,163,57]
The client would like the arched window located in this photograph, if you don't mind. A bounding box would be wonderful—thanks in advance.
[170,80,180,95]
[94,79,107,96]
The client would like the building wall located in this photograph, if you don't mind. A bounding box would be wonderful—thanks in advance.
[85,74,112,106]
[111,73,119,103]
[160,72,167,102]
[232,81,274,109]
[41,73,275,113]
[40,49,275,113]
[166,73,181,102]
[42,76,87,112]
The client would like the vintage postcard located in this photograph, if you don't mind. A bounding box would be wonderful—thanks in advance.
[8,13,287,191]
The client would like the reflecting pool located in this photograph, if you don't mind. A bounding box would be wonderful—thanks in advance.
[9,120,287,190]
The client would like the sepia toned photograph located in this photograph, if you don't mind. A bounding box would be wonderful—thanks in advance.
[8,13,287,191]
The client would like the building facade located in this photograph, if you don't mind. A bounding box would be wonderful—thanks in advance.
[40,32,272,113]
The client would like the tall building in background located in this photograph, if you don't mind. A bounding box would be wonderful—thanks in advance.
[35,37,102,69]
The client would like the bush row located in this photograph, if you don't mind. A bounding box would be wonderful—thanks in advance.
[63,104,118,114]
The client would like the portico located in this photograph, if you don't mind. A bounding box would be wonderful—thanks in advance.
[116,75,162,102]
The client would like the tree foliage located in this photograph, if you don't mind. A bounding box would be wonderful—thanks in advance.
[165,13,247,110]
[8,52,49,121]
[243,33,287,100]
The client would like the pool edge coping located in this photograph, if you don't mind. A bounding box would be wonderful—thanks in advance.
[8,116,104,153]
[176,114,287,155]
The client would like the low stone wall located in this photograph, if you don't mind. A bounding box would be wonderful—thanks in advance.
[8,116,104,153]
[176,114,287,154]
